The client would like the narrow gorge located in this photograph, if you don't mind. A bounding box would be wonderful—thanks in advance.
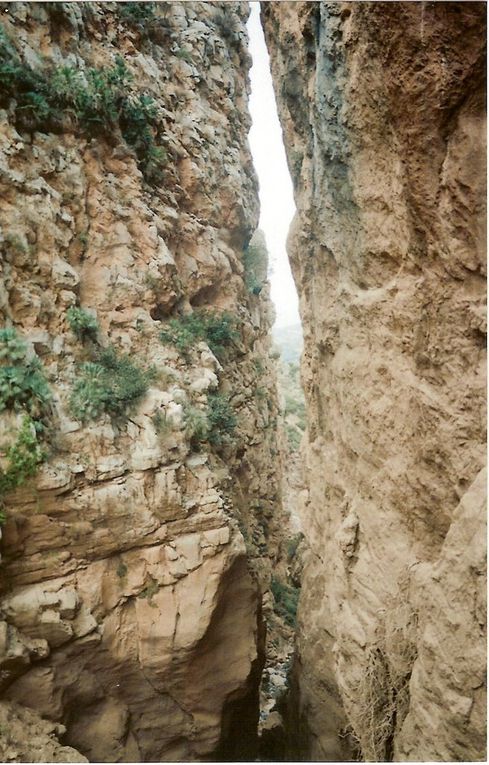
[0,2,486,763]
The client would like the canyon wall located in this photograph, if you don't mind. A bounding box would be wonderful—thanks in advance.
[0,3,281,761]
[263,2,486,761]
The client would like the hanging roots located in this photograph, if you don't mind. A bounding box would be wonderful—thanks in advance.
[349,571,418,761]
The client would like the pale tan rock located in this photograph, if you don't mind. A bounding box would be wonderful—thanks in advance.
[264,1,486,761]
[0,2,281,760]
[0,700,87,763]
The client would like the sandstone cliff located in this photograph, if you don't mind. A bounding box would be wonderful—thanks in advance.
[263,2,486,761]
[0,3,282,760]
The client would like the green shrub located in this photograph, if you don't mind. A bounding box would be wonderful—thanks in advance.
[0,328,51,418]
[286,424,302,452]
[270,576,300,627]
[284,395,305,419]
[286,533,303,561]
[175,48,193,63]
[203,313,239,359]
[160,310,239,361]
[118,2,156,24]
[0,415,45,496]
[138,577,159,602]
[207,392,236,447]
[4,233,30,257]
[152,410,172,438]
[184,403,209,446]
[184,393,236,450]
[243,234,268,295]
[70,346,154,422]
[0,27,166,184]
[67,307,98,341]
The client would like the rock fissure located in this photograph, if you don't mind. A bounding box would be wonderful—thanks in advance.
[0,1,485,762]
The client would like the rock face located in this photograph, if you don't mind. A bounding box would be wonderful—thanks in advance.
[0,3,281,761]
[0,701,87,763]
[263,2,486,761]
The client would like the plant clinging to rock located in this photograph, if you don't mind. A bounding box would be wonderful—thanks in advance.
[67,307,99,341]
[70,346,155,422]
[0,328,51,418]
[0,416,45,496]
[160,310,239,361]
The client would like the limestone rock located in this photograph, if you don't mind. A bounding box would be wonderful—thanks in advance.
[263,2,486,761]
[0,700,87,763]
[0,3,281,761]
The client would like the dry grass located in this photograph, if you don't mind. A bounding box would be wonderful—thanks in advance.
[350,571,418,761]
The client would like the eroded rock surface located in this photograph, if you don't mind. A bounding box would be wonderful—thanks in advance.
[0,701,86,763]
[0,3,281,761]
[263,2,486,761]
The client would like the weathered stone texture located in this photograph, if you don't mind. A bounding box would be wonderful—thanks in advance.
[263,2,486,761]
[0,3,280,760]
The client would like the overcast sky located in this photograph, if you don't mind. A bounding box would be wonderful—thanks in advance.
[246,2,300,329]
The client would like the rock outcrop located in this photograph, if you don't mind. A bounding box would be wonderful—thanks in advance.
[0,3,281,761]
[263,2,486,761]
[0,701,86,763]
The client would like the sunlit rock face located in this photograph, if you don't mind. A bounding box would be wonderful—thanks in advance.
[0,3,281,760]
[263,2,486,761]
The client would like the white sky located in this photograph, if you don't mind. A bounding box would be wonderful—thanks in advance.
[246,2,300,329]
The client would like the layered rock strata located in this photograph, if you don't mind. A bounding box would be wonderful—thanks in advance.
[0,3,281,761]
[263,2,486,761]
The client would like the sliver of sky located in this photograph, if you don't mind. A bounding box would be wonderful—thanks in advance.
[247,2,299,330]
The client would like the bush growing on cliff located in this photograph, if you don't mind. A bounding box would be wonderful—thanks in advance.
[70,346,155,422]
[271,576,300,628]
[118,2,156,25]
[0,329,51,514]
[206,392,237,447]
[67,307,99,342]
[243,230,268,295]
[160,310,239,361]
[286,533,303,562]
[183,404,209,447]
[183,392,237,450]
[0,329,51,418]
[0,415,45,496]
[0,28,167,182]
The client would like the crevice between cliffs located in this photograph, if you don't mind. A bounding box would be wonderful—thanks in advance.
[246,4,307,761]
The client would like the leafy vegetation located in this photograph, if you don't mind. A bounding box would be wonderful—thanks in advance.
[4,233,31,259]
[0,328,51,418]
[138,577,159,604]
[184,392,237,450]
[175,48,193,63]
[243,231,268,295]
[160,310,239,361]
[70,346,155,422]
[67,307,98,341]
[0,416,45,496]
[286,423,302,452]
[152,410,172,439]
[271,576,300,628]
[0,328,51,513]
[118,2,156,25]
[286,532,303,562]
[0,27,167,182]
[184,404,209,446]
[206,392,237,447]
